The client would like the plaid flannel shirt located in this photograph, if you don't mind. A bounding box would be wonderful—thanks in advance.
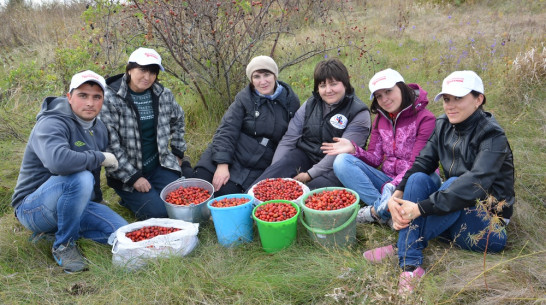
[100,74,186,191]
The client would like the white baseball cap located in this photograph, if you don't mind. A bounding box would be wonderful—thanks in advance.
[368,68,405,100]
[69,70,106,92]
[434,70,484,102]
[128,47,165,71]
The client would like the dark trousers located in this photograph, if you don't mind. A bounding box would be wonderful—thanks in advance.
[184,165,245,197]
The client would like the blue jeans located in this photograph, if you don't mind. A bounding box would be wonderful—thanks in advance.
[397,173,507,268]
[334,154,440,220]
[15,171,128,249]
[334,153,392,204]
[115,166,180,220]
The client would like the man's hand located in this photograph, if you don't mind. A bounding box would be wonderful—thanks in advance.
[101,152,118,170]
[212,164,230,191]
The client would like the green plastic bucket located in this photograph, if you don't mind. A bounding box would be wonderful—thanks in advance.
[252,200,301,253]
[300,187,359,247]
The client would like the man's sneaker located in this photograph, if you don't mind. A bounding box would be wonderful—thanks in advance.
[363,244,396,263]
[398,266,426,293]
[356,206,386,224]
[52,243,88,273]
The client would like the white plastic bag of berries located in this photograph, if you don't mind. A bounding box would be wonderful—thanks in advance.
[247,178,310,206]
[109,218,199,270]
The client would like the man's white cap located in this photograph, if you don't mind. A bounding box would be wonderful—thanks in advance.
[128,47,165,71]
[69,70,106,92]
[434,70,484,102]
[368,68,405,100]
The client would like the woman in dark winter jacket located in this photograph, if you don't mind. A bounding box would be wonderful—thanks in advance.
[188,55,301,196]
[100,47,187,220]
[363,70,515,294]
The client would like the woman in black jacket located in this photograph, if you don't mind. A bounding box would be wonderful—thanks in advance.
[187,56,301,196]
[363,70,515,294]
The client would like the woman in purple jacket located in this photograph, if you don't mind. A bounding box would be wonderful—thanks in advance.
[322,68,439,223]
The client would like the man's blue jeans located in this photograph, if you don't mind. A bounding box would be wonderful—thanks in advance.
[334,154,440,220]
[397,173,507,268]
[115,166,180,220]
[15,171,128,249]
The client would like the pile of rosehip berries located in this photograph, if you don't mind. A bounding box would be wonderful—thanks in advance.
[210,197,250,208]
[252,178,303,201]
[304,189,356,211]
[254,202,297,222]
[165,186,211,206]
[125,226,181,242]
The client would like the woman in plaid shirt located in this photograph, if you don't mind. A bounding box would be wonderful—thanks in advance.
[100,48,187,220]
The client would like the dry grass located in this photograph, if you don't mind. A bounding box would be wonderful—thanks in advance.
[0,1,86,50]
[0,0,544,304]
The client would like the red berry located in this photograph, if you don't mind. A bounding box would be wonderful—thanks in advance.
[255,202,297,222]
[210,197,250,208]
[252,178,303,201]
[165,186,210,206]
[125,226,181,242]
[304,189,356,211]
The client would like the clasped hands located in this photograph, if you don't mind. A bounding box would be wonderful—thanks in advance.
[387,190,421,230]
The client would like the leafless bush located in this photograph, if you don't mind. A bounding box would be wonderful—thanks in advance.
[84,0,368,110]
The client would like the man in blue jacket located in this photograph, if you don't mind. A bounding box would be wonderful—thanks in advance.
[11,70,128,273]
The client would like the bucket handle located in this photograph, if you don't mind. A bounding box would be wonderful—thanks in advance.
[300,204,359,235]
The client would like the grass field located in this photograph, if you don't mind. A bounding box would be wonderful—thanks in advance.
[0,0,544,304]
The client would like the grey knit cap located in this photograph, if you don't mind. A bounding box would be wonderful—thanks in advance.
[246,55,278,80]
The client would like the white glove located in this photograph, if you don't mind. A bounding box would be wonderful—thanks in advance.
[101,152,118,170]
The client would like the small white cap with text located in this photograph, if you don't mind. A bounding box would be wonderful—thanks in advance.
[368,68,405,100]
[434,70,484,102]
[128,47,165,71]
[69,70,106,92]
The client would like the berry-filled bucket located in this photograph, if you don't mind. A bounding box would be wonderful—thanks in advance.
[247,178,310,206]
[207,194,255,247]
[160,178,214,223]
[300,187,359,247]
[252,200,301,253]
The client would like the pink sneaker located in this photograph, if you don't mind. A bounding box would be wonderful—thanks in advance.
[363,244,395,263]
[398,266,426,293]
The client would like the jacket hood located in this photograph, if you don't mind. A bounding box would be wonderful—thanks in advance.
[36,96,77,122]
[105,73,125,92]
[407,83,429,111]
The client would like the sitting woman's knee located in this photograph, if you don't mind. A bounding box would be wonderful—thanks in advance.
[333,153,351,172]
[407,172,431,184]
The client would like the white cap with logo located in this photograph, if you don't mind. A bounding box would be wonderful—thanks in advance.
[128,47,165,71]
[368,68,405,100]
[69,70,106,92]
[434,70,484,102]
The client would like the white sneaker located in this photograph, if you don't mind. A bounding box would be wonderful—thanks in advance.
[357,206,376,223]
